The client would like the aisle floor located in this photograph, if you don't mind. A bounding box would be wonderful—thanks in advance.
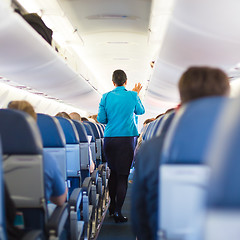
[97,174,135,240]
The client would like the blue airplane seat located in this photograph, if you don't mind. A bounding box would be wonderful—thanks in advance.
[0,141,7,240]
[141,123,150,141]
[72,120,91,181]
[202,97,240,240]
[161,96,228,164]
[56,117,81,194]
[86,122,102,165]
[144,120,156,141]
[37,113,67,188]
[96,124,104,138]
[154,111,175,137]
[37,113,66,148]
[158,96,228,240]
[149,115,164,139]
[83,123,96,164]
[0,109,68,239]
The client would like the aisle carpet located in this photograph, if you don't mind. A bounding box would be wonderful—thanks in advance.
[97,173,135,240]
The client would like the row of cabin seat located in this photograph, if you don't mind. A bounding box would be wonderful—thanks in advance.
[188,96,240,240]
[0,139,43,240]
[156,96,229,240]
[37,114,109,239]
[136,96,230,240]
[54,117,109,238]
[0,109,70,240]
[0,109,107,240]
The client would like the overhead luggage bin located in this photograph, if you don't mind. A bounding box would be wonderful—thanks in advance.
[0,2,100,113]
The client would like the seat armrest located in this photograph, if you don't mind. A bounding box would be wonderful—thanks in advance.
[47,202,69,237]
[22,230,42,240]
[82,177,92,195]
[69,188,82,211]
[98,164,105,174]
[91,169,98,184]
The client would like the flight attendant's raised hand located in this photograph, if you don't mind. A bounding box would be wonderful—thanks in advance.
[132,83,142,95]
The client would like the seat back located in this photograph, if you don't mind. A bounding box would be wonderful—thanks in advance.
[86,122,102,162]
[158,165,209,240]
[96,124,104,138]
[144,121,156,141]
[0,109,46,230]
[37,113,67,182]
[56,117,80,178]
[161,97,228,164]
[83,123,96,163]
[203,97,240,240]
[72,120,91,180]
[0,142,6,240]
[155,111,175,138]
[141,123,150,141]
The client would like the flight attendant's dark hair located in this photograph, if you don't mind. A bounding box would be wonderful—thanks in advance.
[112,69,127,86]
[178,66,230,104]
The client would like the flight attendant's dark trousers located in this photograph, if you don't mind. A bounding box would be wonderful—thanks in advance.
[103,136,135,214]
[109,170,128,213]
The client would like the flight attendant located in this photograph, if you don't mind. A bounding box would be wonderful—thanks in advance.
[97,69,145,223]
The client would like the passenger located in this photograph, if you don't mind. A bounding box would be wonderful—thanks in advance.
[131,66,230,240]
[135,118,155,153]
[89,114,98,123]
[97,69,145,223]
[81,117,89,122]
[55,111,71,119]
[69,112,81,121]
[8,100,68,206]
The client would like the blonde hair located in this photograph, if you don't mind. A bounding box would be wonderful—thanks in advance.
[55,112,71,119]
[8,100,37,120]
[69,112,81,121]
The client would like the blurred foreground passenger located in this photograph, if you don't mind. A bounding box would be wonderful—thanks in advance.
[8,100,68,206]
[131,66,230,240]
[97,69,145,223]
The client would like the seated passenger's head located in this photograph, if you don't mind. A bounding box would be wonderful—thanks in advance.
[69,112,81,121]
[7,100,37,120]
[178,66,230,104]
[143,118,154,127]
[89,114,98,123]
[81,117,89,122]
[112,69,127,86]
[55,112,71,119]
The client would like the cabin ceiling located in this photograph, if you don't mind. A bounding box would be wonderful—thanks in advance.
[1,0,240,118]
[56,0,153,93]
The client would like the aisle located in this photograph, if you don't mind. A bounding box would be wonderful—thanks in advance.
[97,174,135,240]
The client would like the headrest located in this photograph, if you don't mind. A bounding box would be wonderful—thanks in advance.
[83,123,95,142]
[96,124,104,138]
[162,96,228,164]
[0,109,42,154]
[56,117,79,144]
[37,114,66,147]
[86,121,100,139]
[155,111,175,137]
[145,121,155,141]
[72,120,88,143]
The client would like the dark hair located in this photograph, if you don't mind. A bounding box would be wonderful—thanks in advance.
[112,70,127,86]
[178,66,230,104]
[81,117,89,122]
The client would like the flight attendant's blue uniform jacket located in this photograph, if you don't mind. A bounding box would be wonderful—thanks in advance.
[97,86,145,137]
